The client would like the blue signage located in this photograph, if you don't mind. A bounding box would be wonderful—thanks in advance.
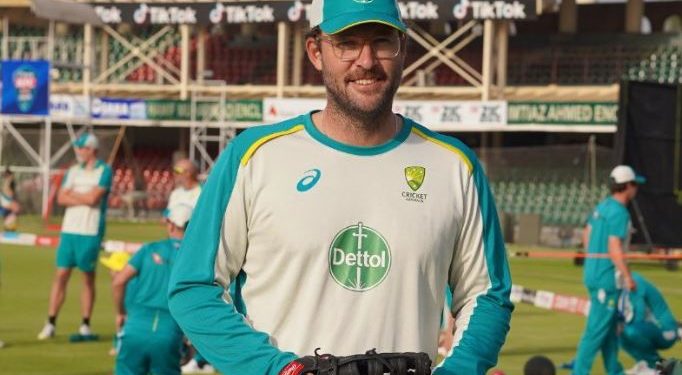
[91,97,146,119]
[1,60,50,115]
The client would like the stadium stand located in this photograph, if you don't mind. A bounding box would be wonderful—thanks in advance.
[491,179,609,226]
[625,45,682,83]
[109,149,173,211]
[508,34,682,85]
[2,0,679,235]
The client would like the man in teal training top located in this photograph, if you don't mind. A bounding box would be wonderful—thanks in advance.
[573,165,644,375]
[112,204,192,375]
[168,0,513,374]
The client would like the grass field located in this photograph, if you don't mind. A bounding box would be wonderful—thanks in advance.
[0,217,680,374]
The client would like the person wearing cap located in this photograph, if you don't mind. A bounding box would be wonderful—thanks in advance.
[38,132,113,340]
[619,272,680,375]
[112,204,191,375]
[168,0,512,374]
[164,159,213,374]
[166,158,202,219]
[573,165,645,375]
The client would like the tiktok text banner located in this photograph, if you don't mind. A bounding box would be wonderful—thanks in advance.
[263,98,507,131]
[91,1,536,25]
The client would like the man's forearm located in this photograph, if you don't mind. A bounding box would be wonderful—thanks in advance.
[608,242,632,281]
[57,191,84,207]
[60,190,102,207]
[112,282,126,315]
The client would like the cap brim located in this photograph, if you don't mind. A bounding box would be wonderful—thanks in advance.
[320,11,407,34]
[72,140,95,148]
[635,175,646,184]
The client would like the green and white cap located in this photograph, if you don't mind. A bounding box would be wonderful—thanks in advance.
[309,0,407,35]
[72,133,99,149]
[610,165,646,184]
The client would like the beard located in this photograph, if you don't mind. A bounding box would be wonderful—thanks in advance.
[321,62,402,128]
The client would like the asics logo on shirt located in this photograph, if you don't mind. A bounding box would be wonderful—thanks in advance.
[296,169,321,192]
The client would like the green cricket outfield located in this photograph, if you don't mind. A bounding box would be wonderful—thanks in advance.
[0,217,679,374]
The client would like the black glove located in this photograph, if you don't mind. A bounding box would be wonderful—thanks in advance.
[656,358,682,375]
[279,348,432,375]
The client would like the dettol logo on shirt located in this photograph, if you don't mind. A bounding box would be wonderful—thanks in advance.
[329,222,391,292]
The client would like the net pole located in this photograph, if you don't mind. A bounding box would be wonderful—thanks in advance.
[589,134,597,193]
[41,118,52,218]
[631,197,655,252]
[0,118,4,168]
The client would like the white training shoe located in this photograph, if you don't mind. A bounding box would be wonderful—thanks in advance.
[181,359,215,374]
[78,324,92,336]
[625,360,656,375]
[37,323,55,340]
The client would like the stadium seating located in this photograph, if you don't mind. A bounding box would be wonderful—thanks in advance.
[6,25,680,86]
[205,34,278,84]
[490,177,609,227]
[624,46,682,83]
[507,33,681,85]
[108,149,174,210]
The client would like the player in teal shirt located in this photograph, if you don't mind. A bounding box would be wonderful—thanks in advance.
[619,272,680,372]
[573,165,644,375]
[112,204,192,375]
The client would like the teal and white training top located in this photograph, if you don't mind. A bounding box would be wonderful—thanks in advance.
[128,238,181,314]
[584,196,631,291]
[60,159,112,237]
[623,272,678,339]
[168,113,513,375]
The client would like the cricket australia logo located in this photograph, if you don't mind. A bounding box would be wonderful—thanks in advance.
[405,166,425,191]
[402,166,428,203]
[329,222,391,292]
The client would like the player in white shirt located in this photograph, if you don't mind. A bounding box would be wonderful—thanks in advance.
[168,1,513,374]
[38,133,112,340]
[163,159,214,374]
[166,159,201,217]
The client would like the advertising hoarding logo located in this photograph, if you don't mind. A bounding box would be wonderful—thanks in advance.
[133,3,197,24]
[329,222,391,292]
[209,3,275,24]
[12,66,39,113]
[1,60,50,115]
[453,0,528,20]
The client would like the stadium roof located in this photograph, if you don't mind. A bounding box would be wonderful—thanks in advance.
[30,0,103,25]
[0,0,30,6]
[0,0,101,25]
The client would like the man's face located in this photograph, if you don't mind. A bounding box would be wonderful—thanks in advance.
[627,182,639,200]
[173,162,193,187]
[309,23,406,122]
[75,146,96,163]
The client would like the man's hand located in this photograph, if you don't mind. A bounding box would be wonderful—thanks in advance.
[624,274,637,291]
[115,313,126,331]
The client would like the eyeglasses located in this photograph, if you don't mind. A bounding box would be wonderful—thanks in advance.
[317,33,404,62]
[173,166,186,175]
